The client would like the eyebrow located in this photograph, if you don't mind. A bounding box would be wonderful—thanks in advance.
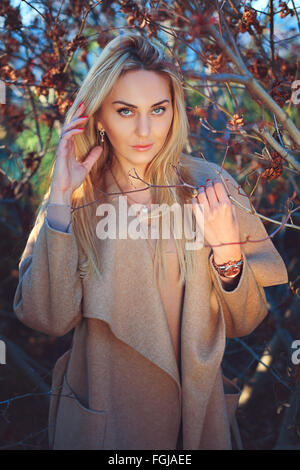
[112,99,170,108]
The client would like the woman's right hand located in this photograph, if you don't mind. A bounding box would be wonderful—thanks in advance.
[49,102,103,204]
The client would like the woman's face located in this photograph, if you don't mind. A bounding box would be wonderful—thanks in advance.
[97,69,173,184]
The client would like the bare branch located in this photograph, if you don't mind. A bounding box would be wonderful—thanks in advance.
[207,23,300,147]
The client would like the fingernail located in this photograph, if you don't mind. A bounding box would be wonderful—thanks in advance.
[78,127,85,130]
[206,178,211,182]
[79,101,84,108]
[81,115,89,118]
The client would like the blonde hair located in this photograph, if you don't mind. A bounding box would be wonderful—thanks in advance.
[32,31,201,285]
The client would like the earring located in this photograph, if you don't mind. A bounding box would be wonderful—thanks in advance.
[99,128,105,143]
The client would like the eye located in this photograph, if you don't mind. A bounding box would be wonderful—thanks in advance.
[117,108,132,116]
[153,106,166,115]
[117,106,166,117]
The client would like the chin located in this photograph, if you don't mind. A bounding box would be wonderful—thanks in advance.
[128,153,155,164]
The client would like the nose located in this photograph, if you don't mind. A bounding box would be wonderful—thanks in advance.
[136,115,151,137]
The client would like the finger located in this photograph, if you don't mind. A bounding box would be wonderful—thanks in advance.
[203,179,219,210]
[212,179,231,204]
[191,196,204,223]
[62,115,89,134]
[73,101,85,119]
[60,101,87,134]
[81,146,103,173]
[195,186,209,212]
[59,127,85,143]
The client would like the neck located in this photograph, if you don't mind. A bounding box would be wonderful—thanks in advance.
[110,159,153,206]
[111,158,149,192]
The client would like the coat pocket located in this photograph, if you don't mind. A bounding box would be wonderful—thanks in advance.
[53,372,108,450]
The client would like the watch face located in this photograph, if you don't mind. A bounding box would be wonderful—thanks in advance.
[225,266,241,277]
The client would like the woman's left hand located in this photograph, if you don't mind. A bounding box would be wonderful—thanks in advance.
[191,177,242,264]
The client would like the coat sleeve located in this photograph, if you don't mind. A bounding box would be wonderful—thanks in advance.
[206,162,289,338]
[13,205,83,337]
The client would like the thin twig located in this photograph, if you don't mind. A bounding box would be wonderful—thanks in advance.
[207,23,300,147]
[62,0,103,74]
[234,337,292,392]
[20,0,46,20]
[251,124,300,172]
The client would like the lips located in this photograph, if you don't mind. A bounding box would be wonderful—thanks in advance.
[132,144,153,150]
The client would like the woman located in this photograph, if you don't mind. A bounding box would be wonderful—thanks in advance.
[13,32,288,450]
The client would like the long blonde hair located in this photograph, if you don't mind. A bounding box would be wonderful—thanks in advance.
[32,31,201,285]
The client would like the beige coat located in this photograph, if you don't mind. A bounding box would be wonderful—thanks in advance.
[13,155,289,450]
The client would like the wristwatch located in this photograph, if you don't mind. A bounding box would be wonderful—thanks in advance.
[212,253,244,278]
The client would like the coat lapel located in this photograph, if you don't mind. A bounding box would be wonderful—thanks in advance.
[180,245,227,449]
